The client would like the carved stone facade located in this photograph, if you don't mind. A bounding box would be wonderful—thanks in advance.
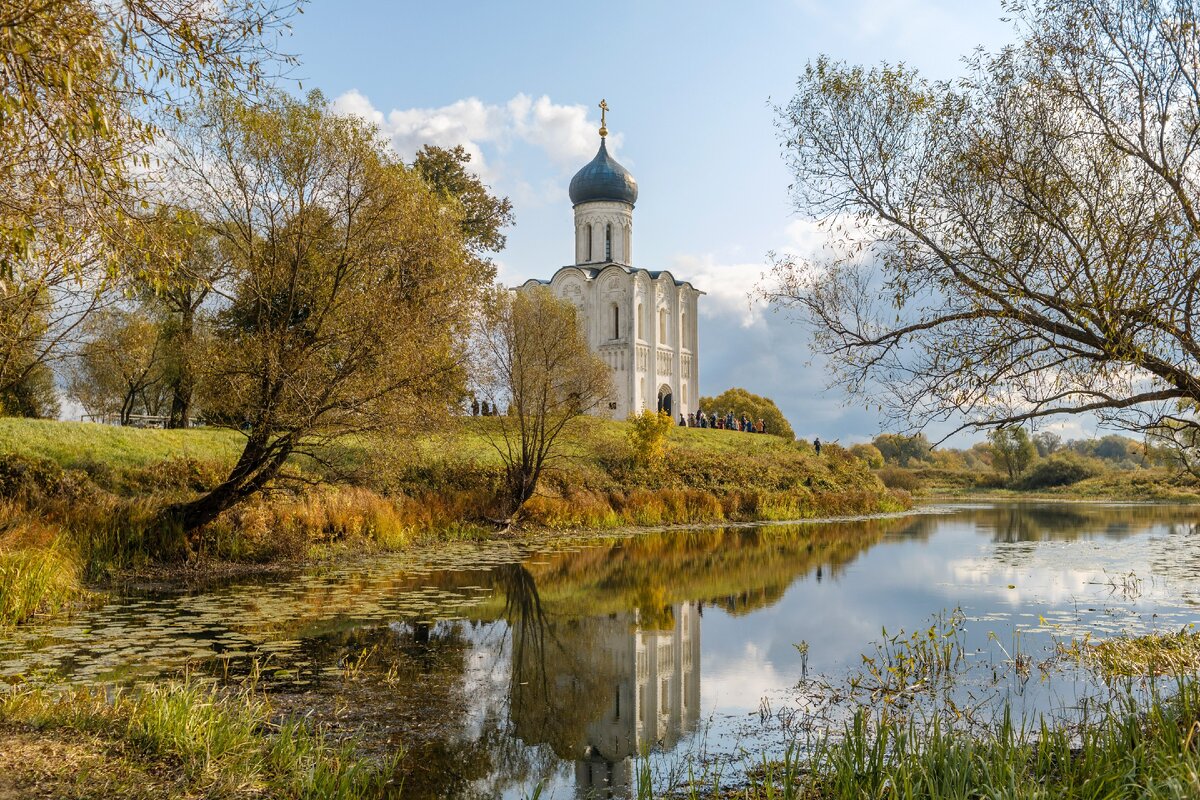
[524,264,702,419]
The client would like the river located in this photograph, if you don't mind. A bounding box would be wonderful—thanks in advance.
[3,502,1199,798]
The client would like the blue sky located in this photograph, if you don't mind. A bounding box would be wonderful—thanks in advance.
[285,0,1030,444]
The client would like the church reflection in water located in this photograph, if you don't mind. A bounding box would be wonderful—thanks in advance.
[510,602,702,798]
[576,602,701,796]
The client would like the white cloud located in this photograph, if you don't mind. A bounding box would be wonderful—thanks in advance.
[671,253,768,329]
[330,90,617,187]
[796,0,1010,57]
[507,94,622,168]
[701,639,790,712]
[669,216,847,330]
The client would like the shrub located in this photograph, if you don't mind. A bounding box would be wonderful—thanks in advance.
[877,466,922,491]
[1018,454,1100,489]
[626,410,674,468]
[850,443,885,469]
[0,453,69,503]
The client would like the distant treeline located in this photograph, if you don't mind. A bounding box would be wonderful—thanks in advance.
[849,430,1190,492]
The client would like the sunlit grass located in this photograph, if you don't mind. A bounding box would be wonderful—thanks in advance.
[1059,627,1200,678]
[0,541,90,627]
[0,679,398,799]
[0,418,243,473]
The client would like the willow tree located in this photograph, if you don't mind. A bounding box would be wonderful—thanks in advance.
[0,0,298,272]
[473,287,612,521]
[768,0,1200,451]
[165,91,481,535]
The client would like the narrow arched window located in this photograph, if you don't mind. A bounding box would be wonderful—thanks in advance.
[605,224,612,261]
[612,303,620,339]
[636,302,643,339]
[587,226,593,261]
[659,308,667,342]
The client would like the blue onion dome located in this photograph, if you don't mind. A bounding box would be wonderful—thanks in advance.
[569,139,638,206]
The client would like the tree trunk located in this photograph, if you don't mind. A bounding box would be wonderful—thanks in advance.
[503,458,542,522]
[164,436,292,537]
[167,376,193,429]
[167,305,195,429]
[120,388,136,426]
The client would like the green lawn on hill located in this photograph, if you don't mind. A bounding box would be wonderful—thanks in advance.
[0,418,244,472]
[0,416,809,477]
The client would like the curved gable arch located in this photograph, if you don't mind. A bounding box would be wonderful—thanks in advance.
[546,266,594,288]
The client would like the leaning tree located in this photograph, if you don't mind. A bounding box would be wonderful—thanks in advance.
[164,90,485,536]
[767,0,1200,459]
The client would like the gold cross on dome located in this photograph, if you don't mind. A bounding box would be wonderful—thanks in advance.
[599,98,609,138]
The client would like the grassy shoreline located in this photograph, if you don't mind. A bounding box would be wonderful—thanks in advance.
[0,680,396,799]
[891,464,1200,504]
[0,417,908,627]
[2,631,1198,798]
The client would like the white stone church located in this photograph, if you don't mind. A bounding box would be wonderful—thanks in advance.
[520,105,703,419]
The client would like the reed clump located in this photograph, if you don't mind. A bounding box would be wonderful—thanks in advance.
[1059,627,1200,678]
[0,532,90,627]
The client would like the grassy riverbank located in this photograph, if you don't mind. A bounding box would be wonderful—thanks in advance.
[714,679,1200,799]
[648,628,1200,799]
[0,417,906,626]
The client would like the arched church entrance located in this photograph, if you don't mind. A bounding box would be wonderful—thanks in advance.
[656,384,673,417]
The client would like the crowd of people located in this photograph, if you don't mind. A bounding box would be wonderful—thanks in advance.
[470,399,501,416]
[680,410,767,434]
[468,397,776,438]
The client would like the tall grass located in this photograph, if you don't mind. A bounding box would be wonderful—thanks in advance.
[520,486,907,531]
[0,679,398,799]
[0,540,88,627]
[626,678,1200,799]
[804,679,1200,800]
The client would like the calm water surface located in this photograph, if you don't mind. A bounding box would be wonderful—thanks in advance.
[3,502,1200,798]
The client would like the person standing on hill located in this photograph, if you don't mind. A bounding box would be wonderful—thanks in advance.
[814,437,822,456]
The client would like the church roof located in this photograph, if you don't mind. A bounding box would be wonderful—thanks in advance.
[522,262,705,294]
[568,139,638,206]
